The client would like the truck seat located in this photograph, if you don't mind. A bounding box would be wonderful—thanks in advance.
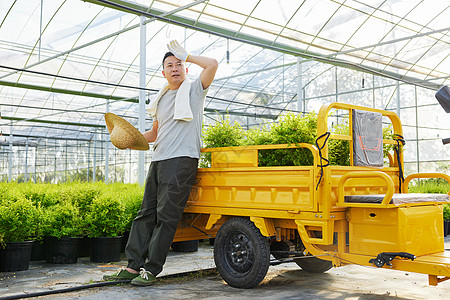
[345,193,450,206]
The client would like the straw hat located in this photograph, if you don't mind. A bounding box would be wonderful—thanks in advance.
[104,113,149,151]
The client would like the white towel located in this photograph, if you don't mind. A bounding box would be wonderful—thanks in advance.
[146,77,193,122]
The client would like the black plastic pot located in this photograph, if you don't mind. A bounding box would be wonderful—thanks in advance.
[444,220,450,237]
[78,236,91,258]
[0,240,34,272]
[121,231,129,253]
[90,236,122,263]
[45,236,81,264]
[30,240,46,261]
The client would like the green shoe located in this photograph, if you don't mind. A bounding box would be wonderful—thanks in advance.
[103,267,139,281]
[130,268,157,286]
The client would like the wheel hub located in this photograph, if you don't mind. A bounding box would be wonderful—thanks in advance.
[225,233,253,273]
[231,243,248,262]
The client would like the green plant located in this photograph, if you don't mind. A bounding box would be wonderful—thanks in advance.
[203,115,245,148]
[202,112,356,167]
[20,182,48,205]
[41,201,83,239]
[108,183,144,231]
[0,182,150,242]
[0,183,20,206]
[0,182,14,204]
[245,126,272,146]
[261,112,317,166]
[86,193,126,238]
[61,182,102,216]
[408,178,449,194]
[444,204,450,221]
[407,179,450,222]
[383,124,396,158]
[0,193,39,246]
[329,123,350,166]
[201,114,246,167]
[22,183,63,208]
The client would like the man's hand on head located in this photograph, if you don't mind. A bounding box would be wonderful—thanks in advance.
[167,40,190,62]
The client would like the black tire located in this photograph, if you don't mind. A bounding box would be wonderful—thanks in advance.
[171,240,199,252]
[214,218,270,289]
[294,256,332,273]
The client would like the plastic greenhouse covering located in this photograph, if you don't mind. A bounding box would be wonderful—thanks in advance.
[0,0,449,183]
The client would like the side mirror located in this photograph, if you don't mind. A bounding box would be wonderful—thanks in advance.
[435,86,450,113]
[435,86,450,145]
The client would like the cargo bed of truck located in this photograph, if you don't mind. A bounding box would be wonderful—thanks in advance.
[173,102,450,288]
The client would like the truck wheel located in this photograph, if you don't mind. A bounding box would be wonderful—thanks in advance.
[294,256,332,273]
[214,218,270,289]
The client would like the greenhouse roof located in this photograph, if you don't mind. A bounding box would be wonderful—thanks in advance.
[0,0,449,146]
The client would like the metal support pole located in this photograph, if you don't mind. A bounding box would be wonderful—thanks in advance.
[335,67,338,103]
[65,140,68,182]
[34,141,37,183]
[414,86,420,173]
[87,140,90,182]
[105,101,110,183]
[39,0,43,61]
[138,15,147,186]
[129,150,132,183]
[396,81,401,117]
[282,54,285,104]
[54,156,56,183]
[25,139,28,182]
[45,139,48,182]
[335,66,339,124]
[8,125,12,182]
[372,74,376,108]
[93,132,97,182]
[296,57,303,113]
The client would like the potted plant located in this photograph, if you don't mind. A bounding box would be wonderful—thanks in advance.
[86,193,126,262]
[0,191,39,272]
[119,183,144,252]
[444,204,450,237]
[259,112,317,167]
[17,182,54,261]
[203,112,335,167]
[62,182,101,258]
[203,113,396,168]
[41,201,83,264]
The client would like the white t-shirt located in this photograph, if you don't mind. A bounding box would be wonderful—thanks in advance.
[151,76,208,161]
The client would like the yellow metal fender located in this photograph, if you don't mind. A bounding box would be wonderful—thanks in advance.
[295,219,335,245]
[205,215,277,238]
[205,214,222,230]
[250,217,276,237]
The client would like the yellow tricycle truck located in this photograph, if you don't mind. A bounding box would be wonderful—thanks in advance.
[173,102,450,289]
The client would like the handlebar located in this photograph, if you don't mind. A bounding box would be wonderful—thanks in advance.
[337,171,395,208]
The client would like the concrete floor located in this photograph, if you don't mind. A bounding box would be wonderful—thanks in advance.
[1,237,449,300]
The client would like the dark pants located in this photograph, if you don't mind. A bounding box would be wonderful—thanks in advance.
[125,157,198,276]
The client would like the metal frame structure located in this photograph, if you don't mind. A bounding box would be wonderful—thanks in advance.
[0,0,449,183]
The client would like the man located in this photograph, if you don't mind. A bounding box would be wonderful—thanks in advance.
[104,40,218,286]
